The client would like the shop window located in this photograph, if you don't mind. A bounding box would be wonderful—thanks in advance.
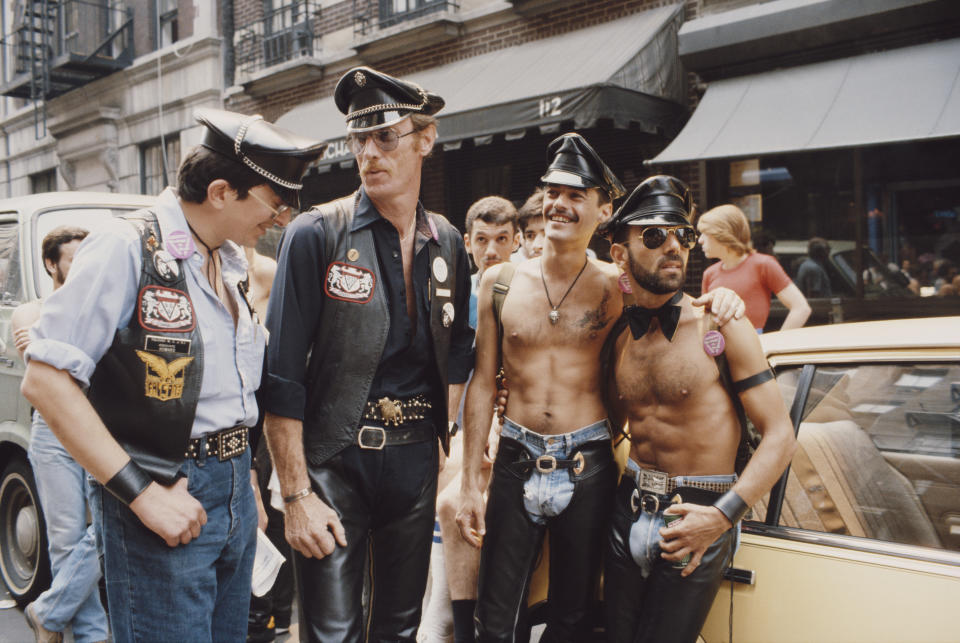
[140,136,180,196]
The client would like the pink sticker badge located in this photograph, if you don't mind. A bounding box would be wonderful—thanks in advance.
[617,272,633,294]
[427,216,439,241]
[165,230,196,260]
[703,330,725,356]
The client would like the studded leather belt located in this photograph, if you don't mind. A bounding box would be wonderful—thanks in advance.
[362,394,432,427]
[628,465,735,496]
[185,425,249,462]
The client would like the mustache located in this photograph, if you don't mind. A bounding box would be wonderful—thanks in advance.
[360,162,384,175]
[658,253,683,267]
[546,206,578,223]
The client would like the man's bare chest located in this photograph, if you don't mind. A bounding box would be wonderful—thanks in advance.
[614,328,719,407]
[501,275,615,349]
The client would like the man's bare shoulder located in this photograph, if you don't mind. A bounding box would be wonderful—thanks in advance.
[593,257,620,281]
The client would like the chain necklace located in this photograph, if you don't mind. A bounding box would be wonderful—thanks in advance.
[540,256,589,325]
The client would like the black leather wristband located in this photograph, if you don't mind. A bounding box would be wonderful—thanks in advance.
[105,460,153,505]
[714,489,749,524]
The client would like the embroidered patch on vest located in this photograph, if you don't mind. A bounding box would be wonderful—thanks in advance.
[138,286,196,332]
[324,262,375,303]
[135,350,194,401]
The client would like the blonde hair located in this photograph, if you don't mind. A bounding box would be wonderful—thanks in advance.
[697,204,753,256]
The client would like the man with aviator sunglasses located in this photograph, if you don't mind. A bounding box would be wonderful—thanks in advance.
[263,67,474,641]
[601,175,796,643]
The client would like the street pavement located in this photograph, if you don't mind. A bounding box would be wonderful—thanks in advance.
[0,585,300,642]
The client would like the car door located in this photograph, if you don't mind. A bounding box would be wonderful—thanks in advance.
[0,215,25,423]
[700,352,960,643]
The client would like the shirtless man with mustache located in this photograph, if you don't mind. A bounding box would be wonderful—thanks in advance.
[456,134,744,642]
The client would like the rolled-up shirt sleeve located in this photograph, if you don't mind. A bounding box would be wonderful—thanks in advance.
[263,213,326,421]
[447,233,475,384]
[26,221,140,386]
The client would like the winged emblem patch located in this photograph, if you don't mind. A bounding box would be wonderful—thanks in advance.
[136,350,194,401]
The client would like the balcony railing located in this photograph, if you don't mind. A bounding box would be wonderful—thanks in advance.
[353,0,458,36]
[0,0,134,100]
[235,0,320,76]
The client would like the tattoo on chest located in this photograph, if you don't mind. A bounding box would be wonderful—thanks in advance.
[577,289,611,332]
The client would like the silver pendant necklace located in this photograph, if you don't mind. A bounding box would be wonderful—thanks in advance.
[540,257,589,325]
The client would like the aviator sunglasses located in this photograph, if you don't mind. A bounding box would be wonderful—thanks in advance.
[247,189,292,222]
[346,127,418,155]
[627,225,698,250]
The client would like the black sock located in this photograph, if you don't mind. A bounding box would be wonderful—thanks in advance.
[451,599,476,643]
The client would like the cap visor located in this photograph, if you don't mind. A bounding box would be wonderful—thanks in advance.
[541,170,595,190]
[347,112,411,133]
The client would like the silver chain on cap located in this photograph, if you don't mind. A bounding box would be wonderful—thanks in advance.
[233,114,303,191]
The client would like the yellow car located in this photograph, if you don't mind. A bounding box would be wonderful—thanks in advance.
[701,316,960,643]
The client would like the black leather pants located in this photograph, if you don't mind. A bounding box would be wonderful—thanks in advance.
[295,439,438,643]
[475,437,616,643]
[603,477,735,643]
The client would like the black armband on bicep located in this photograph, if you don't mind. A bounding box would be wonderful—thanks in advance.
[733,368,775,394]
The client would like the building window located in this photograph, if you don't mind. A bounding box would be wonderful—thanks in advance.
[30,169,56,194]
[140,136,180,196]
[379,0,452,27]
[157,0,178,48]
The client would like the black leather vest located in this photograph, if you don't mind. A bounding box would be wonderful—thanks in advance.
[301,194,459,465]
[87,210,204,484]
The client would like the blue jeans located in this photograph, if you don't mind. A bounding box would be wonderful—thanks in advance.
[500,417,611,524]
[27,414,108,643]
[96,448,256,643]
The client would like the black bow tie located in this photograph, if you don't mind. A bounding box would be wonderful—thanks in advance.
[623,291,683,341]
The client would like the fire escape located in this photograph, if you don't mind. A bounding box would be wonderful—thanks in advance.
[0,0,134,138]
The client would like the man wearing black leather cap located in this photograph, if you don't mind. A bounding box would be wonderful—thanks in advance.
[455,133,625,642]
[262,66,474,642]
[21,108,324,641]
[601,175,796,643]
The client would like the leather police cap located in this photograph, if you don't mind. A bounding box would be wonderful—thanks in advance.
[335,66,445,132]
[196,108,326,197]
[540,133,625,200]
[605,175,693,238]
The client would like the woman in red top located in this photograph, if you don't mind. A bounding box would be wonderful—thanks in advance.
[698,204,811,331]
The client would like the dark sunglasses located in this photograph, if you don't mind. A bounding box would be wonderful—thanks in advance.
[346,128,417,155]
[628,225,698,250]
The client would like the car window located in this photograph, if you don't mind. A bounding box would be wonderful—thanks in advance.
[0,222,23,306]
[761,363,960,552]
[33,207,142,299]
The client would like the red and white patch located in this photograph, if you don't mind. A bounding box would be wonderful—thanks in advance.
[325,262,375,303]
[138,286,196,332]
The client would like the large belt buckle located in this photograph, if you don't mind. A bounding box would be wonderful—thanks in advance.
[358,425,387,450]
[217,426,247,462]
[377,397,404,427]
[535,454,557,474]
[638,469,669,495]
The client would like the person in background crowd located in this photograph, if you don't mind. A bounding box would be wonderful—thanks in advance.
[514,188,546,261]
[20,108,323,642]
[795,237,832,299]
[15,226,107,643]
[698,204,811,331]
[464,197,519,328]
[263,67,474,642]
[602,176,796,643]
[244,244,296,643]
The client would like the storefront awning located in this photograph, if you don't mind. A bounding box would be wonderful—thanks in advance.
[278,4,686,169]
[651,37,960,164]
